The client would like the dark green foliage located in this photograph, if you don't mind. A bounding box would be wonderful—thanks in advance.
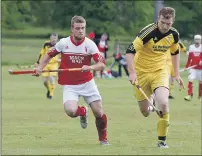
[2,0,201,37]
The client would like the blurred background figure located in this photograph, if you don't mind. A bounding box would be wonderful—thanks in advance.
[184,34,202,101]
[88,31,95,40]
[115,52,129,77]
[94,33,109,78]
[35,33,60,99]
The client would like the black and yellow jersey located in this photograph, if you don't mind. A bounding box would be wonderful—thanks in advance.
[179,42,186,53]
[167,41,186,66]
[126,22,179,72]
[37,41,59,64]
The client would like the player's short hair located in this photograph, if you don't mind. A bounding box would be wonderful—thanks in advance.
[71,15,86,25]
[159,7,175,20]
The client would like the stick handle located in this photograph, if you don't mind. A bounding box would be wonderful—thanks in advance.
[134,81,163,117]
[42,68,82,72]
[134,81,153,106]
[8,68,82,75]
[9,70,34,75]
[180,65,197,72]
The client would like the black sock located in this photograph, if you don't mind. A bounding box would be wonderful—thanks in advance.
[158,136,166,142]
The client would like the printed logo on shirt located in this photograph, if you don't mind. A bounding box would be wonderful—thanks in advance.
[69,55,84,64]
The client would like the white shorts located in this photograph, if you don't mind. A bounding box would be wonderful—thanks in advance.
[188,69,202,81]
[63,79,101,104]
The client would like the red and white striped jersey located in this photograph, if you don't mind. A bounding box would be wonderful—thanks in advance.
[48,36,105,85]
[185,44,202,69]
[97,40,108,53]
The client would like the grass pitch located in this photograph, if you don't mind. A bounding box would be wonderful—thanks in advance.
[2,38,201,155]
[2,66,201,155]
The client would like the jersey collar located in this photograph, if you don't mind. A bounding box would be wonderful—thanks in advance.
[70,35,85,46]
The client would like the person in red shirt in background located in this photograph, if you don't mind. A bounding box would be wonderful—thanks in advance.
[184,34,202,101]
[88,31,95,40]
[88,31,97,77]
[34,16,110,145]
[96,33,109,78]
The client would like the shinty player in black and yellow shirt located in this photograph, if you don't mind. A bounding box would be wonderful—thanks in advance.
[35,33,60,99]
[167,42,187,99]
[126,7,184,148]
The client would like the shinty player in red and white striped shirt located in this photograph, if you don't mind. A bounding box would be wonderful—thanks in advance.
[184,34,202,101]
[35,16,110,145]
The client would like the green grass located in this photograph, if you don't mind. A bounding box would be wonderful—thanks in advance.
[2,38,45,65]
[2,66,201,155]
[2,38,201,155]
[1,38,116,66]
[2,27,70,38]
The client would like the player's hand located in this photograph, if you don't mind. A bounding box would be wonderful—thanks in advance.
[128,72,137,85]
[175,75,185,90]
[199,61,202,66]
[32,67,42,77]
[81,65,92,72]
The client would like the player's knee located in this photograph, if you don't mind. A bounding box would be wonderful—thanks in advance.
[92,107,103,118]
[141,111,150,117]
[43,80,48,85]
[158,102,169,113]
[90,100,103,118]
[139,105,150,117]
[94,110,103,118]
[49,76,56,84]
[64,104,77,117]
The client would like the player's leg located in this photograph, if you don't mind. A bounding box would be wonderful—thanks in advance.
[154,87,169,148]
[46,65,58,98]
[48,75,56,98]
[151,69,169,148]
[134,72,154,117]
[118,64,122,77]
[41,65,52,98]
[83,79,109,145]
[42,76,51,98]
[184,69,196,101]
[138,94,155,117]
[63,85,87,122]
[90,100,109,145]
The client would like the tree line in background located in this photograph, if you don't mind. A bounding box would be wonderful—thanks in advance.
[2,0,202,38]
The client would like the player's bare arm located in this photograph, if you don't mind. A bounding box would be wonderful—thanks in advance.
[81,62,105,72]
[126,43,137,85]
[90,62,105,71]
[172,53,185,89]
[35,54,52,75]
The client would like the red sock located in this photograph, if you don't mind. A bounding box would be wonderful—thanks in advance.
[75,106,86,117]
[188,81,193,96]
[199,83,202,97]
[96,114,107,141]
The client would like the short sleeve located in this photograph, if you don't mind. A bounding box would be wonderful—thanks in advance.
[88,40,99,55]
[170,43,179,55]
[55,40,63,52]
[133,37,144,52]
